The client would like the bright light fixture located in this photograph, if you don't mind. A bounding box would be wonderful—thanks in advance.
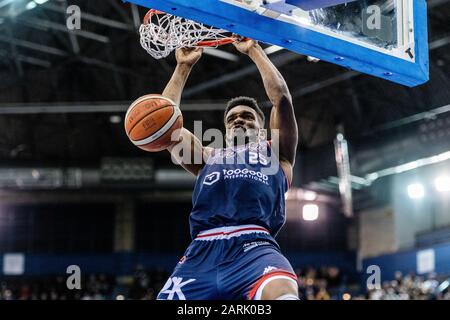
[26,1,37,10]
[303,190,317,201]
[302,204,319,221]
[264,45,283,55]
[407,183,425,199]
[26,0,49,11]
[435,176,450,192]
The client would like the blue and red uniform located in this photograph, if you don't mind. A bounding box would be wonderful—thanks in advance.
[157,141,298,300]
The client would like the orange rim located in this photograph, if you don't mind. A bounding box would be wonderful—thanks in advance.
[196,37,237,47]
[142,9,249,47]
[197,36,251,47]
[143,9,164,25]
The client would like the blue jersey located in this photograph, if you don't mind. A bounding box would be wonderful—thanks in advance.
[189,140,289,239]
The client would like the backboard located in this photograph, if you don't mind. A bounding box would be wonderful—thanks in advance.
[124,0,429,87]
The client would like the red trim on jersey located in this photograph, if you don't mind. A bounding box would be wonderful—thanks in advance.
[247,270,298,300]
[196,226,269,239]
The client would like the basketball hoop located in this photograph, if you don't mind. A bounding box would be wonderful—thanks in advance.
[139,9,240,59]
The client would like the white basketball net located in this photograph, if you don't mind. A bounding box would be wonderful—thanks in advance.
[139,11,233,59]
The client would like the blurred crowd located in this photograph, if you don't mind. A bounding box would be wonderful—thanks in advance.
[1,266,449,300]
[295,266,347,300]
[0,267,169,300]
[365,272,450,300]
[0,274,117,300]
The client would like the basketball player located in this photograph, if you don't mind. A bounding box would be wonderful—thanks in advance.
[157,39,299,300]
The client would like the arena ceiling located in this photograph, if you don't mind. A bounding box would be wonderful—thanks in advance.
[0,0,449,178]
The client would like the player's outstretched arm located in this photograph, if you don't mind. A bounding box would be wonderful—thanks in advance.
[233,39,298,183]
[162,48,210,176]
[162,48,202,106]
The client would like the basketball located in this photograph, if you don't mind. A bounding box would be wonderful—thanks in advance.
[125,94,183,152]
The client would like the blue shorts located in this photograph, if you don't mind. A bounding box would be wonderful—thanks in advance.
[157,225,298,300]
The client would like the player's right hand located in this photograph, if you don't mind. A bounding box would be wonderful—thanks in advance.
[176,47,203,67]
[232,37,259,55]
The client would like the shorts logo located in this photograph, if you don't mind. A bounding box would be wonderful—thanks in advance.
[243,241,270,252]
[160,277,196,300]
[203,172,220,185]
[263,266,278,275]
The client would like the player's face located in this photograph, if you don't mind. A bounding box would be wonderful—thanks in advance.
[225,105,263,146]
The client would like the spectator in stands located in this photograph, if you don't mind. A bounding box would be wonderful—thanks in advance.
[0,266,449,300]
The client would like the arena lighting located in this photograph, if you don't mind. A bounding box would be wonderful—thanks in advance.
[285,188,321,201]
[25,0,48,11]
[0,0,13,10]
[306,56,320,63]
[365,151,450,184]
[342,293,351,300]
[302,204,319,221]
[303,190,317,201]
[25,1,36,10]
[438,280,449,292]
[435,176,450,192]
[264,45,283,55]
[407,183,425,199]
[109,115,122,124]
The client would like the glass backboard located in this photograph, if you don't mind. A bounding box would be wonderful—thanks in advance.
[124,0,429,87]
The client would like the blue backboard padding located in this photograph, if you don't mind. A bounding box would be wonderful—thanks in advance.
[286,0,359,11]
[123,0,429,87]
[362,242,450,281]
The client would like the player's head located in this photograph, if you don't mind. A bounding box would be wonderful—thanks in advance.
[224,96,265,146]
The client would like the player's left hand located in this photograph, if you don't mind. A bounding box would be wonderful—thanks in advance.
[232,37,259,54]
[176,47,203,67]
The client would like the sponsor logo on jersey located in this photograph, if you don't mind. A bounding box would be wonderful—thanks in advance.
[203,168,270,186]
[222,168,269,185]
[203,172,220,185]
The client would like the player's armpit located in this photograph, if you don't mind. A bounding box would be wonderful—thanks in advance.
[167,128,211,176]
[279,160,293,189]
[269,140,294,188]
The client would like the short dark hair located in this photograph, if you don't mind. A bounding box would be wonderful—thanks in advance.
[224,96,265,124]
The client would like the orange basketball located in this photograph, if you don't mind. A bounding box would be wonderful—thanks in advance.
[125,94,183,152]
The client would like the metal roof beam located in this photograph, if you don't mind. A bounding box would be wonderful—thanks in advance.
[17,16,110,43]
[184,52,300,97]
[0,34,68,56]
[0,102,228,114]
[43,2,133,31]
